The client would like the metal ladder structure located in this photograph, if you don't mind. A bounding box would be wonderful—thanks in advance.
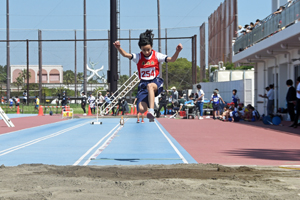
[0,107,15,127]
[100,71,140,115]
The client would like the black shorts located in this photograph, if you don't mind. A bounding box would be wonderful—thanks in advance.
[213,104,219,111]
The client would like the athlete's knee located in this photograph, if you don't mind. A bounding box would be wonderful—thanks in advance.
[147,83,156,91]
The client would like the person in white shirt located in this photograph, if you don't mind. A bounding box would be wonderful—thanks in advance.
[194,84,205,119]
[259,84,274,115]
[291,76,300,128]
[88,93,96,114]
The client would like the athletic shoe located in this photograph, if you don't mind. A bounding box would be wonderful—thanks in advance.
[147,112,155,122]
[137,120,140,123]
[141,120,145,123]
[199,116,203,120]
[83,113,87,116]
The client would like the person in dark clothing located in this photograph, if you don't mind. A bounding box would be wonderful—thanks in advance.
[157,90,168,117]
[81,92,87,115]
[291,76,300,128]
[61,91,67,107]
[286,79,296,126]
[110,92,115,115]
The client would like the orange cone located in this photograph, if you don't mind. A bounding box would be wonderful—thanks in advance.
[134,106,137,115]
[38,106,44,116]
[130,106,134,115]
[88,105,92,116]
[144,110,148,115]
[16,106,20,114]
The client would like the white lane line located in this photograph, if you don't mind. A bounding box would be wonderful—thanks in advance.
[0,121,90,157]
[73,123,120,166]
[154,121,188,164]
[82,118,129,166]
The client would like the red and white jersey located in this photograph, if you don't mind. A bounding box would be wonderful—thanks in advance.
[132,50,167,80]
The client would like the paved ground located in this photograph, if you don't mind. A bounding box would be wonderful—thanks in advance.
[0,114,299,167]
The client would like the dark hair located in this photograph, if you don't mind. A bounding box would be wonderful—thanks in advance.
[81,91,85,95]
[214,88,219,91]
[178,92,183,97]
[297,76,300,82]
[286,79,293,86]
[138,29,154,48]
[233,89,237,93]
[250,22,254,26]
[256,19,260,22]
[16,96,18,98]
[197,84,201,89]
[269,84,274,89]
[225,105,229,109]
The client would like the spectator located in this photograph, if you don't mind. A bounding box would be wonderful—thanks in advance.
[178,92,186,111]
[194,84,205,120]
[34,96,39,111]
[110,92,116,115]
[232,89,240,107]
[229,106,241,122]
[23,90,27,104]
[236,25,245,37]
[220,105,230,121]
[249,22,255,30]
[244,24,251,33]
[287,0,294,8]
[1,96,4,104]
[259,85,274,116]
[209,90,225,119]
[15,96,20,107]
[81,91,87,116]
[255,19,261,27]
[157,90,168,117]
[290,76,300,128]
[171,86,178,105]
[286,79,296,126]
[273,6,284,15]
[9,97,13,110]
[88,93,96,114]
[250,106,260,122]
[97,92,105,114]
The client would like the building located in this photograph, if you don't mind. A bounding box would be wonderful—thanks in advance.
[232,0,300,115]
[11,65,63,84]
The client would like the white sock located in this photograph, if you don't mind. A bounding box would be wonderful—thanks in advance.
[149,108,154,113]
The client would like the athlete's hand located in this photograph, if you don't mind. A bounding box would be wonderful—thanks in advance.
[176,43,183,52]
[113,41,121,49]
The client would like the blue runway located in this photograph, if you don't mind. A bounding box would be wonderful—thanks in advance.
[0,118,197,166]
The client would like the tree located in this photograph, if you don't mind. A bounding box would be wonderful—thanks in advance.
[77,72,83,84]
[162,58,199,91]
[63,70,75,88]
[14,69,31,92]
[119,75,129,85]
[0,65,7,83]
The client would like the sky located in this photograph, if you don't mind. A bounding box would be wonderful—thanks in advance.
[0,0,273,76]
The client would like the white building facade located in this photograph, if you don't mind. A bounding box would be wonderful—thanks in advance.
[233,0,300,115]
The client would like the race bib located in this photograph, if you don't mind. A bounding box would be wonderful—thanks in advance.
[213,97,219,102]
[140,67,156,80]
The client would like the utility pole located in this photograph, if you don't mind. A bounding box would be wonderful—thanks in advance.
[26,39,29,105]
[109,0,118,93]
[83,0,87,94]
[74,30,77,102]
[157,0,162,77]
[6,0,10,100]
[38,30,42,100]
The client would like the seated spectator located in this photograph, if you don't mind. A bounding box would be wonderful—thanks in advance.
[178,93,186,111]
[220,105,230,121]
[250,106,260,122]
[238,107,245,119]
[229,107,241,122]
[244,104,252,121]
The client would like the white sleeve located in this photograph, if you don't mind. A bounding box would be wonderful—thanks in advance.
[155,52,168,63]
[229,112,233,117]
[131,53,140,64]
[297,84,300,92]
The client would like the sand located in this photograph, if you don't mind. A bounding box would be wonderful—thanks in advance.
[0,164,299,200]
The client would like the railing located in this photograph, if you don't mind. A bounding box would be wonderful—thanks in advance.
[233,0,300,54]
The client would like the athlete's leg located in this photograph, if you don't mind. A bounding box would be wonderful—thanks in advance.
[138,101,148,114]
[147,83,158,110]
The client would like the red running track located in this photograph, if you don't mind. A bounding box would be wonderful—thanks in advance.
[158,117,300,166]
[0,115,67,135]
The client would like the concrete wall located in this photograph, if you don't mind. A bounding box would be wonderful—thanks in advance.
[193,79,254,106]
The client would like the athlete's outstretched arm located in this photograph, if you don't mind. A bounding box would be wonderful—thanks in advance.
[113,41,132,59]
[167,43,183,62]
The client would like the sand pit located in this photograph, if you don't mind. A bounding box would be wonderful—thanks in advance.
[0,164,299,200]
